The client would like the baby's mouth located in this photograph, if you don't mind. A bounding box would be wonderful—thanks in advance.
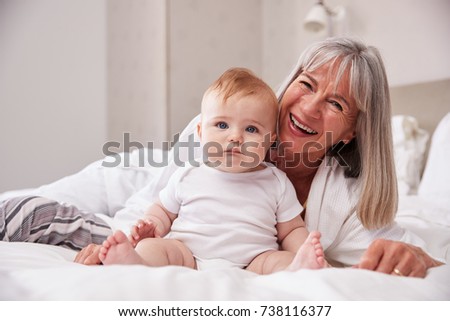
[290,113,318,135]
[226,149,241,154]
[225,145,242,154]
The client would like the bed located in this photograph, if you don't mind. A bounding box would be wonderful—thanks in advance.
[1,113,449,301]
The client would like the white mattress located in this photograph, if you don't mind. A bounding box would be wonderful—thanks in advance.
[1,195,449,300]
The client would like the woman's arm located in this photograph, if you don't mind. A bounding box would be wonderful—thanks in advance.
[75,201,177,265]
[325,212,443,277]
[356,239,444,277]
[74,243,102,265]
[74,115,202,265]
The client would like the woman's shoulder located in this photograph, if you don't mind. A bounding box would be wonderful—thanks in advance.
[319,156,361,194]
[308,156,361,219]
[306,157,362,248]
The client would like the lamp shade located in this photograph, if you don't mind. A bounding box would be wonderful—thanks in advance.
[304,3,328,32]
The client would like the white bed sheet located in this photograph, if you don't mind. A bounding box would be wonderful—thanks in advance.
[1,195,449,301]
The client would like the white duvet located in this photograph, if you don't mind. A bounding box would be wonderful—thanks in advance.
[1,195,449,300]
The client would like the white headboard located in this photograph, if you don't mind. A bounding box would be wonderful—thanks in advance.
[390,78,450,135]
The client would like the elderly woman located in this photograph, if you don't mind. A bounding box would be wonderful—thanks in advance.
[0,37,442,277]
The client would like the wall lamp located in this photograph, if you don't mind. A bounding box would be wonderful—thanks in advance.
[304,0,346,36]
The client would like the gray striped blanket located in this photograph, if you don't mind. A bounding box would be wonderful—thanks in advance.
[0,196,112,250]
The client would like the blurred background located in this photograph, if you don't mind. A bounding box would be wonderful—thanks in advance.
[1,0,449,192]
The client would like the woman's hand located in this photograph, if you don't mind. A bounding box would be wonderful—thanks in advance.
[355,239,443,278]
[74,243,102,265]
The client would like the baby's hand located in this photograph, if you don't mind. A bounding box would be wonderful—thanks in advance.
[129,219,159,247]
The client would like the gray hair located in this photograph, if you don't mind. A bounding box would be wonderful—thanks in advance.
[277,37,397,229]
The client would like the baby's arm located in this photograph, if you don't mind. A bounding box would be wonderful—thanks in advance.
[276,215,309,253]
[129,200,176,246]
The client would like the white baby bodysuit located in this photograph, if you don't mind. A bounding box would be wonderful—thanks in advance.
[160,162,303,267]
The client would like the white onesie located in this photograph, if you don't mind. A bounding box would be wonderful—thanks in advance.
[159,162,303,269]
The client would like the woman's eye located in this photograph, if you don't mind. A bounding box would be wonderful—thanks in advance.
[329,101,343,111]
[300,81,312,90]
[246,126,258,133]
[216,122,228,129]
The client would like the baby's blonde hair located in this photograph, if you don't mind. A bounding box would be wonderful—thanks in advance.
[203,67,278,119]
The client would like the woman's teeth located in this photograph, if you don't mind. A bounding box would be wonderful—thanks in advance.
[290,114,317,134]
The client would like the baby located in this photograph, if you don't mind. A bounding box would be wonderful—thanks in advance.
[99,68,326,273]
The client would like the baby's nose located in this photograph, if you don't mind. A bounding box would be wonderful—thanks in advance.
[228,131,243,144]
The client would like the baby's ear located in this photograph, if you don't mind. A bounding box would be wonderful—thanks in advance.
[271,132,277,143]
[197,122,202,139]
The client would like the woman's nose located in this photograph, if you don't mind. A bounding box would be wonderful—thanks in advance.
[301,96,322,118]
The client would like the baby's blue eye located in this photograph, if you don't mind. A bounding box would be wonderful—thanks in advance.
[246,126,258,133]
[217,122,228,129]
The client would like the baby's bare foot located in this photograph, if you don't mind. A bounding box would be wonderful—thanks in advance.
[288,231,325,271]
[99,230,145,265]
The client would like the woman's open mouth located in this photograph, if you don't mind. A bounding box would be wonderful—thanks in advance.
[290,113,318,135]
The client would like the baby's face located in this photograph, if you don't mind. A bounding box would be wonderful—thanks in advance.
[198,92,277,173]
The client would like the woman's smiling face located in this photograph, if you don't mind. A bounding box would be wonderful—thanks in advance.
[277,62,359,164]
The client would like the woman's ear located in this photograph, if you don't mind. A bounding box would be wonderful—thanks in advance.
[342,130,356,144]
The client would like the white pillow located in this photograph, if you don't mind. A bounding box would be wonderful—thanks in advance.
[392,115,429,195]
[418,112,450,198]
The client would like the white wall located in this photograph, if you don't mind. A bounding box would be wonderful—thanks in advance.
[167,0,450,136]
[1,0,448,192]
[107,0,168,149]
[262,0,450,88]
[0,0,107,192]
[168,0,263,137]
[106,0,263,147]
[344,0,450,87]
